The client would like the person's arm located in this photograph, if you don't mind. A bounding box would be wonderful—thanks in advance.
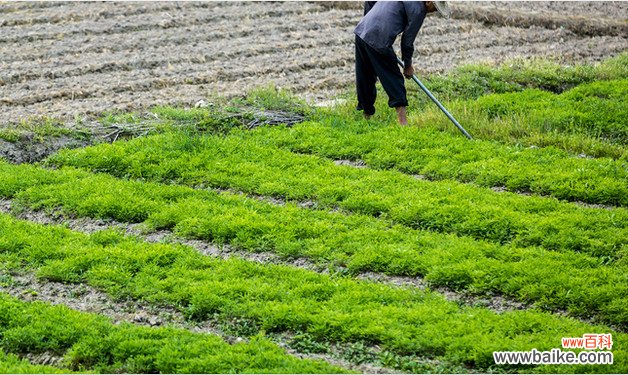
[400,1,427,70]
[364,1,377,15]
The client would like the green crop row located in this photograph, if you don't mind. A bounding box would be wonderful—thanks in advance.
[249,117,628,205]
[1,162,627,328]
[419,53,628,101]
[407,53,628,151]
[0,213,626,373]
[406,102,627,161]
[474,79,627,143]
[0,293,344,373]
[91,54,627,161]
[94,54,626,161]
[403,81,628,160]
[46,131,628,259]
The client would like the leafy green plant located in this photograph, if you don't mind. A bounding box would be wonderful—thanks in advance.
[289,333,330,354]
[44,130,628,258]
[0,215,626,373]
[1,162,627,328]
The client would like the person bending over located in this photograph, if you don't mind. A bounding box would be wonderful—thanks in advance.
[354,1,438,125]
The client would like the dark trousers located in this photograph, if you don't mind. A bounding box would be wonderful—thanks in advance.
[355,35,407,116]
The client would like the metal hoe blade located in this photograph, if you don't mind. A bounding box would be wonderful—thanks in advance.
[397,57,472,140]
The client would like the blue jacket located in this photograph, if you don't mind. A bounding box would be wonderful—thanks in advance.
[354,1,427,68]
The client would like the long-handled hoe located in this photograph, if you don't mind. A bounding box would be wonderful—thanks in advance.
[397,57,473,140]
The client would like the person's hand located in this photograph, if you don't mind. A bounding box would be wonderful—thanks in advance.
[425,1,437,13]
[403,65,415,79]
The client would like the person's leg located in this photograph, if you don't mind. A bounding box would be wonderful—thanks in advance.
[366,46,408,125]
[396,106,408,126]
[355,36,377,118]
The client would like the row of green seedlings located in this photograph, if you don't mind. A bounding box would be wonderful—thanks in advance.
[241,81,628,205]
[245,114,627,205]
[403,79,628,160]
[471,79,627,144]
[45,130,628,261]
[1,161,627,329]
[0,292,344,373]
[0,213,625,373]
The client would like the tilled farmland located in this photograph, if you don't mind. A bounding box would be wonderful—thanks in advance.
[1,1,627,124]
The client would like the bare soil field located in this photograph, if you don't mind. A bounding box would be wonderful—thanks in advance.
[0,1,626,124]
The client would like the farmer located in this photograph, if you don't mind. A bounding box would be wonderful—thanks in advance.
[354,1,439,125]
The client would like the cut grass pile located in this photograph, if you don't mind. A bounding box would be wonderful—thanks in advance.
[1,161,627,329]
[0,213,626,373]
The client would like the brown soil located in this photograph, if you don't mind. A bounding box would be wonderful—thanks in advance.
[0,273,194,330]
[0,134,91,164]
[0,1,626,124]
